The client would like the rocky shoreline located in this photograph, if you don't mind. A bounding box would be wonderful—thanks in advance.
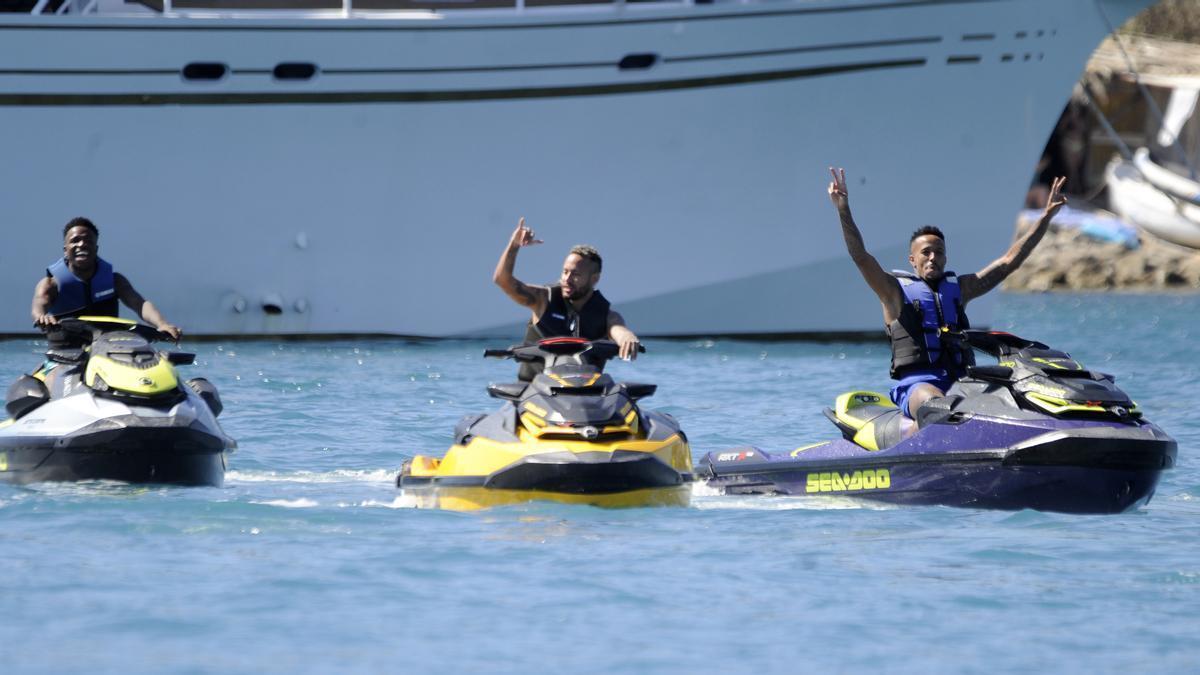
[1003,217,1200,292]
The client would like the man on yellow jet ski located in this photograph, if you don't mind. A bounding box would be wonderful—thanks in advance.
[493,217,640,380]
[31,217,181,340]
[826,169,1067,430]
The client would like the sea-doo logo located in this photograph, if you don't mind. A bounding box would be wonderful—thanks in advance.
[139,377,154,386]
[806,469,891,493]
[581,426,599,440]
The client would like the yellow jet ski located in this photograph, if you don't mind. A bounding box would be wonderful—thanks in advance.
[397,337,692,510]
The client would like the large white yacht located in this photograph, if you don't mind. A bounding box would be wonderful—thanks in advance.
[0,0,1152,337]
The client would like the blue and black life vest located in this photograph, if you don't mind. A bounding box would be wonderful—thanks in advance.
[887,270,973,380]
[519,285,611,381]
[46,256,119,319]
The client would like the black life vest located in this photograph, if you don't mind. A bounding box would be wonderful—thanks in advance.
[887,270,973,380]
[519,285,611,381]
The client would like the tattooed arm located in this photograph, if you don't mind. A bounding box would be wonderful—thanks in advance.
[960,176,1066,303]
[828,167,903,324]
[493,217,549,320]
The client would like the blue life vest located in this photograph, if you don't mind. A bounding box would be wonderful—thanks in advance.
[47,257,118,319]
[886,270,972,380]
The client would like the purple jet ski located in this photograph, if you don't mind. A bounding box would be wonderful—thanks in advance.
[699,331,1176,514]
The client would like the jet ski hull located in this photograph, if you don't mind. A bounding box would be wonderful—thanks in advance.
[401,483,691,511]
[701,419,1176,514]
[399,442,693,511]
[0,422,230,487]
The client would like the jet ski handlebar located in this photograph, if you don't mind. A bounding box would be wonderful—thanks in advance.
[483,338,645,364]
[53,317,174,344]
[954,330,1050,357]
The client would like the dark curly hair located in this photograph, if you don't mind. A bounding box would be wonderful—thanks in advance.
[63,217,99,239]
[910,225,945,243]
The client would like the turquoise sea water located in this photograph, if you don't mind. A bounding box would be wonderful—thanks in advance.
[1,293,1197,673]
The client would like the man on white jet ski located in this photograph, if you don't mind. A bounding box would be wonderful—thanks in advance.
[31,217,182,340]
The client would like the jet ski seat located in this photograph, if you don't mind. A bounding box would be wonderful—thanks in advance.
[823,391,907,451]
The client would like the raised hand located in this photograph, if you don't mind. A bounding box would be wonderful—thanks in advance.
[1043,176,1068,219]
[508,217,544,250]
[827,167,849,210]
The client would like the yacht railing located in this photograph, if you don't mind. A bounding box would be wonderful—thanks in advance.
[16,0,716,16]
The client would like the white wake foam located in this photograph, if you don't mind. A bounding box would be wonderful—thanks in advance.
[227,468,397,485]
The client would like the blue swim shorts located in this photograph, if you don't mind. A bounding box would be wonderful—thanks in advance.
[890,371,955,418]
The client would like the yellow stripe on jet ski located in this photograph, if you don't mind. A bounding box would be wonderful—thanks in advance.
[520,413,547,429]
[523,402,548,417]
[76,315,137,325]
[1031,357,1081,370]
[790,441,831,457]
[1024,392,1109,414]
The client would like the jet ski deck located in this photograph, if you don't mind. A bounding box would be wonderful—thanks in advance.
[398,338,692,510]
[699,331,1177,514]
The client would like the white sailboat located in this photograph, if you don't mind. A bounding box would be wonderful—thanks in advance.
[1106,81,1200,250]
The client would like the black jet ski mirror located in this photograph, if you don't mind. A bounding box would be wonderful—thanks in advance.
[486,382,528,401]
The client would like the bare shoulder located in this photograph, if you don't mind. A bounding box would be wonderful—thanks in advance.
[955,271,986,303]
[34,275,56,296]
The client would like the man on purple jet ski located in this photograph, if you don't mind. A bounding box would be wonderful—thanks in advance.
[826,168,1067,433]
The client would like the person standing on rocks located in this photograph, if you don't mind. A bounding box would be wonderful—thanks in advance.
[826,168,1067,425]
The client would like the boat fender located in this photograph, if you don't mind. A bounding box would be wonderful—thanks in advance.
[186,377,223,417]
[5,374,49,420]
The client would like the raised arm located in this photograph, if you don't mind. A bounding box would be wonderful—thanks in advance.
[607,310,640,361]
[827,167,902,322]
[960,176,1066,302]
[115,273,182,341]
[493,217,549,318]
[31,276,59,328]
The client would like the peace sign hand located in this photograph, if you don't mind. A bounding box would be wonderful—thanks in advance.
[827,167,850,210]
[1043,176,1068,219]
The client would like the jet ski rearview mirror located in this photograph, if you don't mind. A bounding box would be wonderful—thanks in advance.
[165,351,196,366]
[625,383,657,400]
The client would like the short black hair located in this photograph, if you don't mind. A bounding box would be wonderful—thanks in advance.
[910,225,945,243]
[569,244,602,272]
[63,217,99,239]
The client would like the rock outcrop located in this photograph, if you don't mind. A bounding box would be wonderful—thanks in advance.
[1003,220,1200,291]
